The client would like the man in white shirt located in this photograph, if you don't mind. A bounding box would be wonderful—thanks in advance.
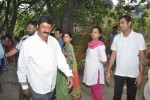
[106,15,146,100]
[17,15,73,100]
[6,21,37,57]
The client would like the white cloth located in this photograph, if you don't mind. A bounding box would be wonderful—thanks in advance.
[111,30,147,78]
[0,43,4,59]
[16,35,29,50]
[83,45,107,85]
[17,33,73,94]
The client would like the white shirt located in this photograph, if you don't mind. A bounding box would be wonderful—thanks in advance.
[17,33,72,94]
[16,35,29,50]
[111,30,147,78]
[83,45,107,85]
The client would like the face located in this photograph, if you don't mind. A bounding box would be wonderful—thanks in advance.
[119,18,131,33]
[54,31,62,40]
[38,22,51,40]
[27,24,37,36]
[63,33,72,44]
[91,28,101,40]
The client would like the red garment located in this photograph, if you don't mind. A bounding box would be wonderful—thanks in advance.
[6,39,14,64]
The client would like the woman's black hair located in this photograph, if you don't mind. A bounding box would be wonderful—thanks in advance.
[63,32,72,38]
[92,26,102,34]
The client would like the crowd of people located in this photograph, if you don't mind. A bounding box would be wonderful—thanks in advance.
[0,14,150,100]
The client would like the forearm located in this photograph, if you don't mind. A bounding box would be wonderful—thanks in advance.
[6,48,18,57]
[107,51,116,73]
[139,50,146,76]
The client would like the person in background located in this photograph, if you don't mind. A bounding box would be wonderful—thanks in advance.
[106,15,146,100]
[6,21,37,100]
[17,15,73,100]
[54,28,64,48]
[6,21,37,58]
[2,34,14,65]
[0,38,4,94]
[83,26,107,100]
[56,32,81,100]
[109,26,118,47]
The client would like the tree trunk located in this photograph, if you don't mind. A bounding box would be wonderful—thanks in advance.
[45,0,61,28]
[0,0,11,33]
[8,0,17,35]
[45,0,85,33]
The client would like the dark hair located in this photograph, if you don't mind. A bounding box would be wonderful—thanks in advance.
[119,15,131,23]
[37,15,53,25]
[63,32,72,38]
[55,28,62,34]
[92,26,102,34]
[28,21,37,28]
[112,26,118,30]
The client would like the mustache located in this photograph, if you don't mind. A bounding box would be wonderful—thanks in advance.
[43,32,50,34]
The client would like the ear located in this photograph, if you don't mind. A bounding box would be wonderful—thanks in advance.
[128,22,132,27]
[70,38,72,41]
[99,34,101,37]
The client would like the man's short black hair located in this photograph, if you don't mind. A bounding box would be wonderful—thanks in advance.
[119,15,131,23]
[28,21,37,27]
[37,15,53,25]
[55,28,62,34]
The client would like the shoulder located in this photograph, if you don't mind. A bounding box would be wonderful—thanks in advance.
[21,35,29,41]
[132,31,143,37]
[132,31,145,41]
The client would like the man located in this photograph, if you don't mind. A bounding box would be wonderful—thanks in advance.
[106,15,146,100]
[110,26,118,47]
[6,21,37,58]
[54,28,64,48]
[6,21,37,100]
[17,15,73,100]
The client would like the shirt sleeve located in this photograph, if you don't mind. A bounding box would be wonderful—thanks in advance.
[56,42,73,77]
[139,34,147,51]
[16,39,23,50]
[98,45,107,62]
[17,41,30,90]
[111,36,117,51]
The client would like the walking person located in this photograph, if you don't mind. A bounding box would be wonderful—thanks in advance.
[83,26,107,100]
[17,15,73,100]
[6,21,37,100]
[56,32,81,100]
[106,15,147,100]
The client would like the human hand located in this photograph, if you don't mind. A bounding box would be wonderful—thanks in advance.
[23,88,30,95]
[67,76,73,90]
[135,75,143,87]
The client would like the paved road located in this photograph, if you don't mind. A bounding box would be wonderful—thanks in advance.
[0,64,148,100]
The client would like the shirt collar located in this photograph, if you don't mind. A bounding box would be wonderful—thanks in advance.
[120,30,134,38]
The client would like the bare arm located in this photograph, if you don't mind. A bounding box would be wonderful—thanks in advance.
[135,50,145,87]
[106,50,116,83]
[6,47,18,57]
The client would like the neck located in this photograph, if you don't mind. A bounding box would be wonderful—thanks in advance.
[92,39,99,41]
[65,42,70,45]
[123,29,131,37]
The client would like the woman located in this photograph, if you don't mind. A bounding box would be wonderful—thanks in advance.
[83,26,107,100]
[56,32,81,100]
